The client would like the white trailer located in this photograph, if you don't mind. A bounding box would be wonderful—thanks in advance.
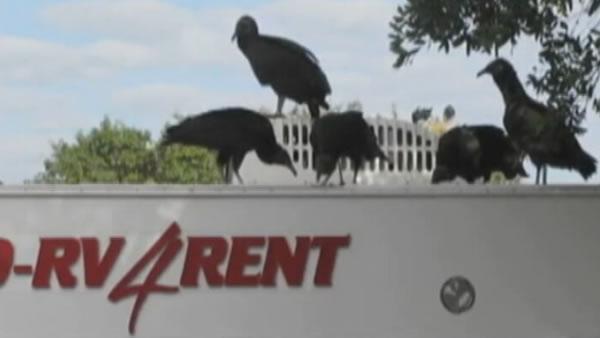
[0,185,598,338]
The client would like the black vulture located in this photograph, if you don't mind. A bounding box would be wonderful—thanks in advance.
[310,111,387,186]
[232,15,331,119]
[432,125,528,184]
[162,107,297,184]
[477,58,597,185]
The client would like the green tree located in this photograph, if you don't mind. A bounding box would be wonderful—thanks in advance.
[155,144,221,184]
[389,0,600,129]
[33,117,221,184]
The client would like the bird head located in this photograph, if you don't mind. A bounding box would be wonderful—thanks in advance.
[159,124,180,148]
[232,15,259,42]
[502,152,529,180]
[366,127,388,162]
[431,165,455,184]
[368,146,388,163]
[259,145,297,177]
[477,58,514,78]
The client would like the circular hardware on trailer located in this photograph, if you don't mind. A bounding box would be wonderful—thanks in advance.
[440,276,475,314]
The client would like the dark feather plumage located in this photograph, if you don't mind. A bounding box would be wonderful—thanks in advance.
[233,15,331,119]
[477,58,597,184]
[310,111,387,185]
[432,125,528,184]
[162,107,297,183]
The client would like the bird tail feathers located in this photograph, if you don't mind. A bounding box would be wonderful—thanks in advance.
[574,149,597,180]
[567,137,597,180]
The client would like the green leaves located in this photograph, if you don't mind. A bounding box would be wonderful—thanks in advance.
[389,0,600,126]
[155,144,222,184]
[528,20,600,130]
[33,117,221,184]
[389,0,549,66]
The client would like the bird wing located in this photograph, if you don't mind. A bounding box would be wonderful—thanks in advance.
[504,100,548,148]
[245,35,332,95]
[312,113,377,160]
[311,115,352,155]
[165,109,260,151]
[510,99,597,175]
[470,125,506,141]
[261,35,320,65]
[505,97,578,163]
[458,128,481,165]
[470,125,519,171]
[165,114,228,149]
[225,109,281,151]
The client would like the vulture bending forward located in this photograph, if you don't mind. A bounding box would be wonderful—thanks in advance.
[163,107,297,184]
[432,125,528,184]
[310,111,387,186]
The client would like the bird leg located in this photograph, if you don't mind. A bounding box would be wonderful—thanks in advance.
[321,171,335,186]
[225,158,234,184]
[234,171,244,185]
[276,96,285,117]
[351,160,361,185]
[222,165,230,184]
[535,165,541,185]
[337,160,345,186]
[543,165,548,185]
[232,153,246,185]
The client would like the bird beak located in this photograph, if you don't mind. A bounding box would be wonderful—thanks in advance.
[288,163,298,177]
[231,32,237,42]
[517,164,529,178]
[477,67,489,78]
[377,150,389,162]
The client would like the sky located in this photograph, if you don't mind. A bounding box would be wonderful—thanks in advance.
[0,0,598,184]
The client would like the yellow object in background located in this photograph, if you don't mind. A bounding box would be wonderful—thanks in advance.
[425,118,455,136]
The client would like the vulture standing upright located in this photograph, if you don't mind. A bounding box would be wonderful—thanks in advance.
[232,15,331,119]
[477,58,597,185]
[162,107,297,184]
[310,111,387,186]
